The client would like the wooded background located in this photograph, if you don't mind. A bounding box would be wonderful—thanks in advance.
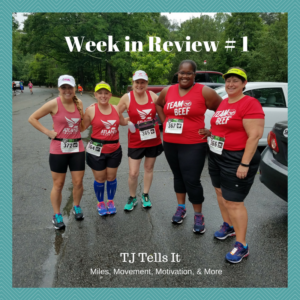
[12,13,287,95]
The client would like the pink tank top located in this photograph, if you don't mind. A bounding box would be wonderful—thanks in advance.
[91,104,120,154]
[127,90,162,148]
[50,97,84,154]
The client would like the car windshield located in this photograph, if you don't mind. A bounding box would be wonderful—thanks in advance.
[214,86,227,98]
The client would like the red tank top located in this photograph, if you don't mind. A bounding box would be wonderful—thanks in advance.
[163,84,207,144]
[127,90,162,148]
[91,104,120,154]
[50,97,84,154]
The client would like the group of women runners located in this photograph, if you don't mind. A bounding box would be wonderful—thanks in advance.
[28,60,265,264]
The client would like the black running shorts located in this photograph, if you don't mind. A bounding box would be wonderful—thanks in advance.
[86,146,122,171]
[128,144,164,160]
[49,152,86,173]
[208,148,261,202]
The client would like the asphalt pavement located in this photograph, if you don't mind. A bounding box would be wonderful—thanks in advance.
[12,88,287,288]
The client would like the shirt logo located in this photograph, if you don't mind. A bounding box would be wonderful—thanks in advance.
[65,117,80,127]
[101,120,117,129]
[137,109,152,120]
[63,117,80,134]
[213,109,236,125]
[184,101,192,107]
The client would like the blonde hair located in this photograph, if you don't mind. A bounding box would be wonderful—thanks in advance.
[73,95,82,117]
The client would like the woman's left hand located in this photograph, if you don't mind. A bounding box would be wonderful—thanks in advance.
[198,128,211,139]
[236,165,249,179]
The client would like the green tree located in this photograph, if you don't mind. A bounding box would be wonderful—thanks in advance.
[130,37,175,85]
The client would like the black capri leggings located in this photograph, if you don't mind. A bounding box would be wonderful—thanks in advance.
[163,141,207,204]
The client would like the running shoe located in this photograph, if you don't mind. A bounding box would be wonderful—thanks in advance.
[225,241,249,263]
[52,213,65,230]
[214,222,235,240]
[193,214,206,234]
[141,193,152,208]
[107,200,117,214]
[97,201,108,216]
[73,205,84,220]
[124,197,137,211]
[172,206,186,224]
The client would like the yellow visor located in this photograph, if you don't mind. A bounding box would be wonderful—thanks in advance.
[95,83,111,92]
[222,68,247,80]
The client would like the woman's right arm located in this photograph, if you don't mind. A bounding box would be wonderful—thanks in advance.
[155,87,169,124]
[81,107,93,131]
[116,94,129,114]
[28,100,57,139]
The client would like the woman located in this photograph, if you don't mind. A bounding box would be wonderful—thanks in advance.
[28,81,33,94]
[117,70,163,210]
[82,81,128,216]
[207,67,264,263]
[28,75,85,230]
[156,60,222,233]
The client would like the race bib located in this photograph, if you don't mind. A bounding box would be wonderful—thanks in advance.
[165,118,184,134]
[61,139,79,153]
[138,120,157,141]
[86,140,103,157]
[207,135,225,155]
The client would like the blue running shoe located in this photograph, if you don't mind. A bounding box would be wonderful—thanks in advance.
[225,241,249,263]
[107,200,117,214]
[172,206,186,224]
[214,222,235,240]
[193,214,206,234]
[97,201,108,216]
[52,213,65,230]
[73,205,84,220]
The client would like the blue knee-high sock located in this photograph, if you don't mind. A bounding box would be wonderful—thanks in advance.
[94,181,104,202]
[107,179,117,201]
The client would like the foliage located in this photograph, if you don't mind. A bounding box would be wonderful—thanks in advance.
[130,36,175,85]
[13,12,288,90]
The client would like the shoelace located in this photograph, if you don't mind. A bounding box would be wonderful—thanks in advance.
[55,214,63,223]
[127,198,134,204]
[175,207,185,216]
[107,201,115,208]
[98,202,106,210]
[194,215,203,225]
[144,196,149,202]
[74,206,82,214]
[220,223,228,233]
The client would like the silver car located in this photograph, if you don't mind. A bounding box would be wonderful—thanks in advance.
[204,82,288,146]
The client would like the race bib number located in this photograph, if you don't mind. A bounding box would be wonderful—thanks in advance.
[61,139,79,153]
[86,141,103,157]
[207,135,225,155]
[138,120,157,141]
[139,128,157,141]
[165,118,184,134]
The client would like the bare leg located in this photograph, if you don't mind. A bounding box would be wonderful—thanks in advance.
[224,200,248,245]
[143,157,156,193]
[70,170,85,206]
[128,157,142,197]
[50,172,66,214]
[215,187,232,226]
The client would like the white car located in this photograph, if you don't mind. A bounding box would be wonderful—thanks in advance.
[204,82,288,146]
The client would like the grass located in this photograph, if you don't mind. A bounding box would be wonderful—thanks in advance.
[109,96,121,105]
[87,92,121,105]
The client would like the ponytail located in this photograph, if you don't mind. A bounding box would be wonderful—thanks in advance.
[72,95,82,118]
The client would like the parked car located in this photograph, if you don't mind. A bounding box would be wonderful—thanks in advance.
[12,81,21,89]
[127,71,224,93]
[204,82,288,146]
[259,121,288,201]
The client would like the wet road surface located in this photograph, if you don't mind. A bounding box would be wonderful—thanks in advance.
[12,88,287,288]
